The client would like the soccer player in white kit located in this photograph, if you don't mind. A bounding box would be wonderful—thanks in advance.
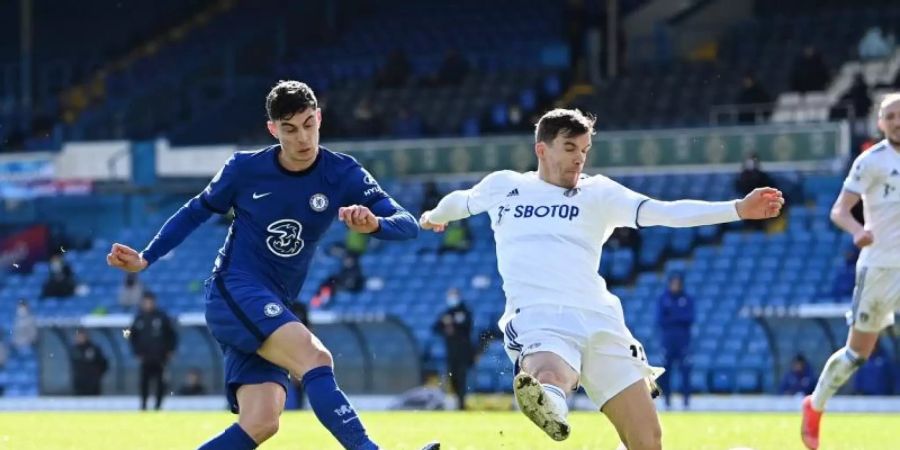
[801,93,900,450]
[419,109,784,449]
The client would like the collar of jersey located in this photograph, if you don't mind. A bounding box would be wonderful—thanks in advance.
[274,145,322,177]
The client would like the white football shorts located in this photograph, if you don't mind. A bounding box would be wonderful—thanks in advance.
[500,304,664,409]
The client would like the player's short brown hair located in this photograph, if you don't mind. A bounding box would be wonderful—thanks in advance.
[534,108,596,144]
[266,80,318,121]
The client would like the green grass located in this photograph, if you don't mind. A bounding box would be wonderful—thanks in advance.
[0,411,896,449]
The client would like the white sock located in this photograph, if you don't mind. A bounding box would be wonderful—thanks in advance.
[811,347,864,411]
[541,383,569,419]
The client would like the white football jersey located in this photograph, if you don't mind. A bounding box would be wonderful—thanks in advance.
[843,140,900,268]
[466,170,647,320]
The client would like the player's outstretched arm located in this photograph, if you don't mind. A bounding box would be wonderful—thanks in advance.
[637,187,784,228]
[108,195,216,272]
[420,190,472,233]
[339,198,419,240]
[830,189,872,247]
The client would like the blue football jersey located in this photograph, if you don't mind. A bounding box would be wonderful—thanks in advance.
[199,145,390,299]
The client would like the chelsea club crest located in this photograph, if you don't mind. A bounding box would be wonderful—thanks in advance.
[309,193,329,212]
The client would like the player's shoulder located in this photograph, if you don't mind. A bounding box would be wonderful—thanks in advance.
[320,147,367,174]
[856,141,891,163]
[582,173,623,190]
[481,169,525,186]
[228,145,277,166]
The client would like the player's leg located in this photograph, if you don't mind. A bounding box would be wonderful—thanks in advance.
[153,362,166,410]
[658,350,674,408]
[207,275,438,450]
[139,361,150,410]
[198,381,285,449]
[601,379,662,450]
[803,267,896,449]
[449,360,469,410]
[502,307,584,441]
[258,321,379,450]
[579,317,664,450]
[679,354,692,408]
[515,351,579,441]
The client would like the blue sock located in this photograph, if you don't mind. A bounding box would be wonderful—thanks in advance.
[303,365,378,450]
[198,423,257,450]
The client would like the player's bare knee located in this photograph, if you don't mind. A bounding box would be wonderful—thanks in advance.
[311,347,333,368]
[240,414,280,443]
[532,368,574,391]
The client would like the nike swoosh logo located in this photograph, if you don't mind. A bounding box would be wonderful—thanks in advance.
[252,192,272,200]
[342,416,359,424]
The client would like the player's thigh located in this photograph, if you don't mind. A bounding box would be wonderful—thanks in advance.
[236,382,286,436]
[520,351,580,390]
[848,267,900,337]
[205,274,299,353]
[847,328,881,358]
[502,306,587,389]
[601,379,662,450]
[257,321,332,376]
[580,324,661,408]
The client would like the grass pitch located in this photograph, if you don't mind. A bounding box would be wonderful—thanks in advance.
[0,411,896,449]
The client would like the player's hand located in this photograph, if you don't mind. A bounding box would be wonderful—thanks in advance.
[107,243,148,273]
[736,187,785,220]
[853,229,874,248]
[419,211,446,232]
[339,205,379,233]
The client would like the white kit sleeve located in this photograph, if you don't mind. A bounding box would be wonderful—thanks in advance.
[636,198,741,228]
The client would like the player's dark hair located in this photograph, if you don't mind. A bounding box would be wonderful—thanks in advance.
[534,108,596,144]
[266,80,318,121]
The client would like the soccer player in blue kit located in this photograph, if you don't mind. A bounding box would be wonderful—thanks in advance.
[107,80,439,450]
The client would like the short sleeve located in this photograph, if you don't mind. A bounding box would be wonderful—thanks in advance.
[592,176,649,229]
[200,154,239,214]
[843,153,874,195]
[467,171,516,215]
[342,164,390,207]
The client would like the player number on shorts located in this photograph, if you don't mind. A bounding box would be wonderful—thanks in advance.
[629,344,647,362]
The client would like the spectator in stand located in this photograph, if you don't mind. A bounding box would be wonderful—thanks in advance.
[118,272,145,311]
[351,96,384,137]
[177,368,208,396]
[735,154,777,230]
[421,182,443,213]
[780,354,815,396]
[735,74,772,124]
[12,300,38,354]
[854,343,895,395]
[789,46,830,93]
[656,272,694,409]
[390,370,447,410]
[70,328,108,396]
[433,49,470,86]
[376,50,412,89]
[129,292,179,410]
[844,73,873,119]
[432,288,474,410]
[438,220,472,254]
[41,253,77,299]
